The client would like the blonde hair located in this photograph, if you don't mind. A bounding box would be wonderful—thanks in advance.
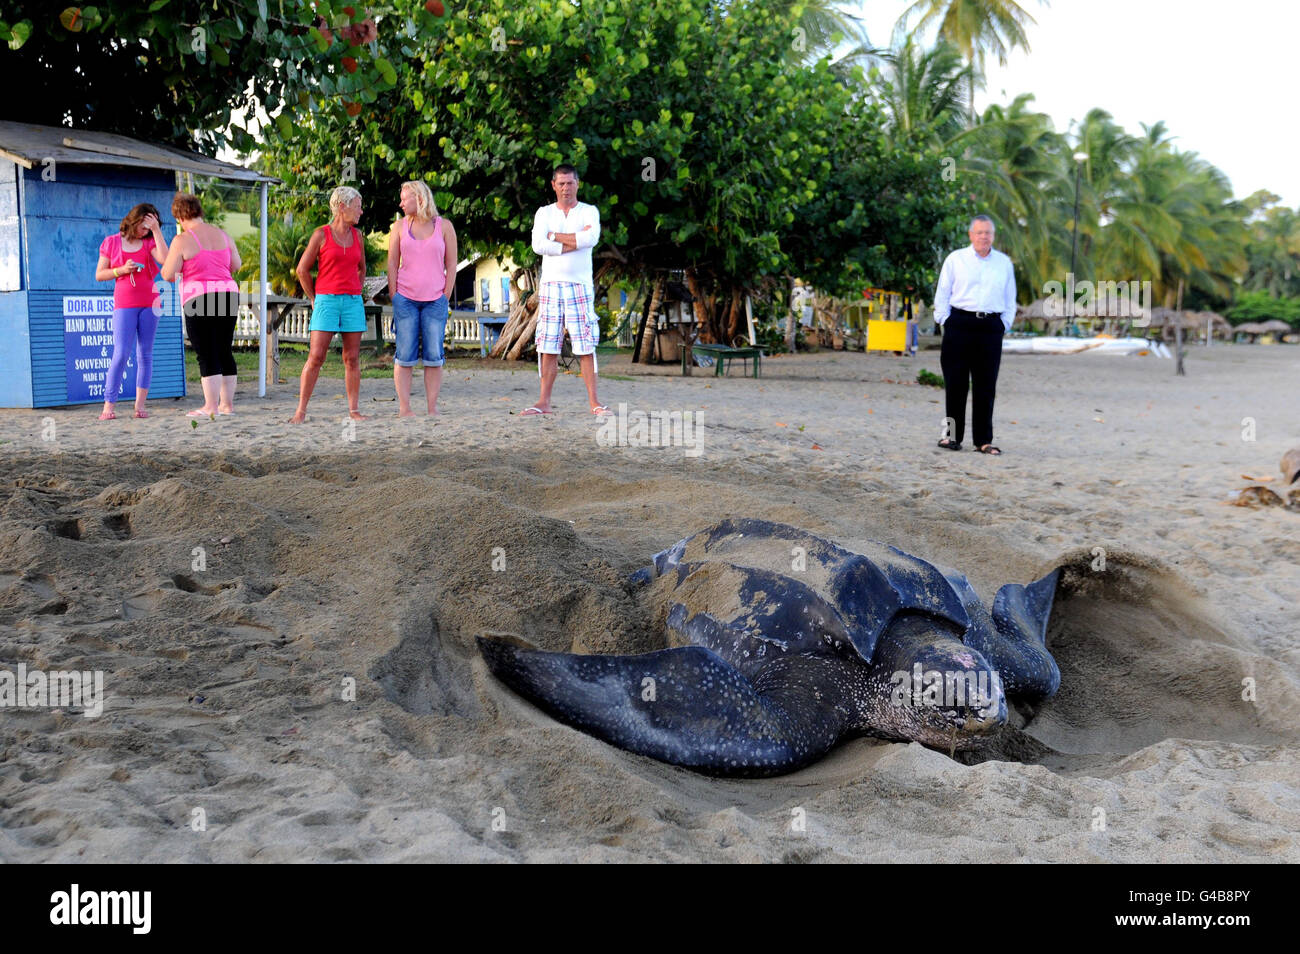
[400,180,438,221]
[329,185,362,218]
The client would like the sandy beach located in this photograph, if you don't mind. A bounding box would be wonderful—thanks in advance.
[0,344,1297,862]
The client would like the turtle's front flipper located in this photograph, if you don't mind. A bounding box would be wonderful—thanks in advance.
[476,637,843,777]
[987,568,1061,701]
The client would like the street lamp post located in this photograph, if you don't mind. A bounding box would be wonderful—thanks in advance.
[1070,151,1089,281]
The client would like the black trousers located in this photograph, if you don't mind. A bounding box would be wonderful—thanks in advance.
[184,292,239,378]
[939,309,1004,447]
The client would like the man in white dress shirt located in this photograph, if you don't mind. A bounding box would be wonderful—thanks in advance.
[522,164,609,416]
[932,215,1016,455]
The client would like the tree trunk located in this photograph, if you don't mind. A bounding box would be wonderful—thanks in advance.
[785,277,798,352]
[685,268,711,343]
[490,291,538,358]
[724,287,744,344]
[506,310,539,360]
[634,275,664,364]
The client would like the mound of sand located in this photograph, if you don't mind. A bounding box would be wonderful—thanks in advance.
[1,347,1297,861]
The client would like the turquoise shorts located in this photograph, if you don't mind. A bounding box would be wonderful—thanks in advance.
[309,294,366,333]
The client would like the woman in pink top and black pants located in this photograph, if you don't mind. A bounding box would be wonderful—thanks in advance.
[161,193,242,417]
[386,180,458,416]
[93,203,169,419]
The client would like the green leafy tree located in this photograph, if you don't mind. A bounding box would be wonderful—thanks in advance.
[0,1,432,153]
[269,0,969,343]
[1225,289,1300,327]
[1240,191,1300,297]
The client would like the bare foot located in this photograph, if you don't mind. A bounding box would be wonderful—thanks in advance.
[397,409,416,418]
[288,411,307,424]
[427,408,440,417]
[349,410,370,421]
[217,406,234,415]
[98,406,116,421]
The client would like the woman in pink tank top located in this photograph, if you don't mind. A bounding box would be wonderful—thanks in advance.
[161,193,243,417]
[386,180,458,416]
[93,202,169,420]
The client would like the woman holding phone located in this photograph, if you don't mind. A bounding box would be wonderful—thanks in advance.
[94,203,168,419]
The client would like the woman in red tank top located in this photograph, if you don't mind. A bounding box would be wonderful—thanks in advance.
[290,186,369,424]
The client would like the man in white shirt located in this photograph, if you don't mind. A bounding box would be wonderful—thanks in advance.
[932,215,1016,455]
[522,164,609,416]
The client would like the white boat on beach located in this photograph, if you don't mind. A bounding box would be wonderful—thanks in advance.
[1002,336,1172,358]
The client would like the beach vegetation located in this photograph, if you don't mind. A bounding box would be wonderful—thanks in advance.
[265,0,970,346]
[0,1,418,154]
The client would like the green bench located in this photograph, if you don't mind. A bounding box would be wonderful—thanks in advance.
[684,343,763,378]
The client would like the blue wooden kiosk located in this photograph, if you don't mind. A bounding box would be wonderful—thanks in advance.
[0,121,275,408]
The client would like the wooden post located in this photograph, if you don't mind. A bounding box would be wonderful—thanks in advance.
[785,278,798,353]
[1174,279,1186,376]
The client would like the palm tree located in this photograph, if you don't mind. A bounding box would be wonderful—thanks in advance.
[769,0,871,62]
[896,0,1047,115]
[872,37,973,145]
[235,218,318,296]
[955,94,1072,296]
[1093,124,1247,306]
[1241,192,1300,297]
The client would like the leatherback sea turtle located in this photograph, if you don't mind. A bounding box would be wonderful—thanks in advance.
[478,519,1061,777]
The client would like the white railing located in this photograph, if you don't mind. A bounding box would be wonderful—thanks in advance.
[227,304,502,348]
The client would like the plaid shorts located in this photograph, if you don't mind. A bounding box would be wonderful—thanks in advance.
[536,281,599,355]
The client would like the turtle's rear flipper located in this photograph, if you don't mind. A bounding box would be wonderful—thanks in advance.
[988,568,1061,702]
[476,637,836,777]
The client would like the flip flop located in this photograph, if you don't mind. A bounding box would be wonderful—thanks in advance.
[591,405,613,416]
[134,410,149,419]
[937,439,961,451]
[520,406,551,416]
[977,445,1002,455]
[186,409,214,419]
[98,410,116,421]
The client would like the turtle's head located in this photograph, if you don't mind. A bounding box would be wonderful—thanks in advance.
[870,615,1009,751]
[890,658,1008,750]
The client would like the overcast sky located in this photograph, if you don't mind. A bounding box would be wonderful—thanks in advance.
[851,0,1300,208]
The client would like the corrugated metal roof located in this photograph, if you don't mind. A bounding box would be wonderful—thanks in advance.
[0,120,278,183]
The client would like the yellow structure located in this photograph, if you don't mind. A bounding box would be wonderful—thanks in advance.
[866,319,907,351]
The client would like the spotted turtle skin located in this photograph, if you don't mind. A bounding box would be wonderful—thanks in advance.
[479,519,1060,777]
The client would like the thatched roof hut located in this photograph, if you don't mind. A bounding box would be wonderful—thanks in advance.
[1014,295,1153,334]
[1230,320,1294,342]
[1186,310,1233,339]
[1144,307,1234,340]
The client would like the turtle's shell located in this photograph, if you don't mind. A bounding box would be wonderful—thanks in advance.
[651,518,974,671]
